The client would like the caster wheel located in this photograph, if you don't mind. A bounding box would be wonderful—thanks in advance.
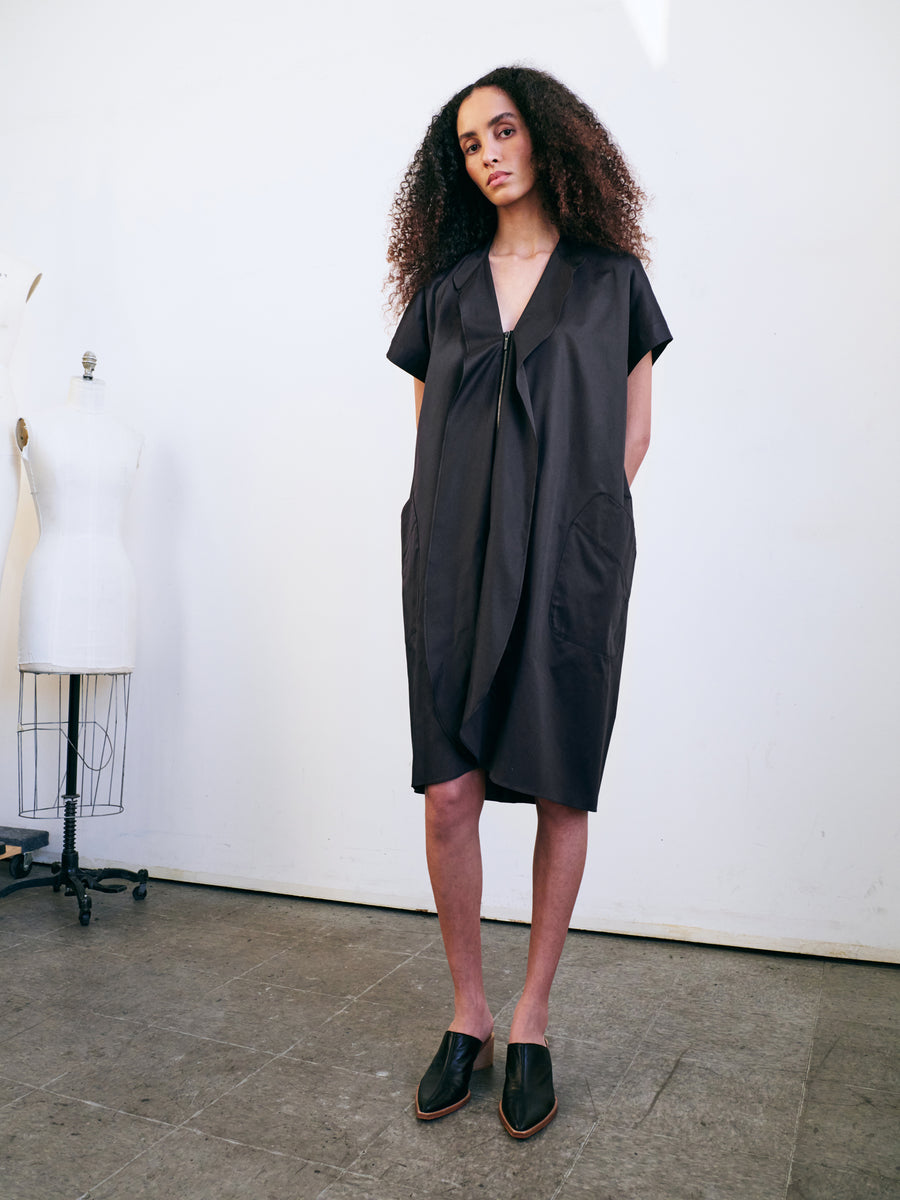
[8,853,33,879]
[133,883,147,901]
[78,910,91,926]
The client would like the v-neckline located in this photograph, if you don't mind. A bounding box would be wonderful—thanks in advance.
[486,241,560,335]
[453,237,581,370]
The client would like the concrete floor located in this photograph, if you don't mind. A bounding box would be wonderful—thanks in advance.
[0,871,897,1200]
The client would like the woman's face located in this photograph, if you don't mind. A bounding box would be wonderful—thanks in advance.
[456,87,536,208]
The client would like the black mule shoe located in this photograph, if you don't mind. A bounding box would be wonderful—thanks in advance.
[415,1030,494,1120]
[498,1042,558,1138]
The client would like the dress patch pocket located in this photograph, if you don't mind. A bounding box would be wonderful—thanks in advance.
[400,497,419,646]
[549,492,636,659]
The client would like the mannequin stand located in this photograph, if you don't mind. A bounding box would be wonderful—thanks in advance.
[0,673,148,925]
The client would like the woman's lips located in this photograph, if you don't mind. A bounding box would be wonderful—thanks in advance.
[487,171,510,186]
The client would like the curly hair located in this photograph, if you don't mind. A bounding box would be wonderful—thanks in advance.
[386,65,649,313]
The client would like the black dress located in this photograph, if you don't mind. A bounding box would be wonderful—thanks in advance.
[388,238,671,812]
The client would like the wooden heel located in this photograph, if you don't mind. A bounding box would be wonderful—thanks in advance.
[473,1032,494,1070]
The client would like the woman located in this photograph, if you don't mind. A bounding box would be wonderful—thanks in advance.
[386,66,671,1138]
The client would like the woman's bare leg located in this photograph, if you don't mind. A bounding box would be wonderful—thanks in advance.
[424,769,494,1041]
[508,797,588,1044]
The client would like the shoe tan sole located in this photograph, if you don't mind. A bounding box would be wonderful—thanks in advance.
[498,1096,558,1139]
[415,1088,472,1120]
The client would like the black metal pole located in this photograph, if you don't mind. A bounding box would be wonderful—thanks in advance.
[64,673,80,799]
[60,675,81,879]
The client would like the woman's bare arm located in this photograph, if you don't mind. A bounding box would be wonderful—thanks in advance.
[414,378,425,427]
[625,351,652,486]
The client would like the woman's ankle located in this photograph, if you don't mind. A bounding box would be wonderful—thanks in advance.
[448,1005,494,1042]
[508,997,549,1045]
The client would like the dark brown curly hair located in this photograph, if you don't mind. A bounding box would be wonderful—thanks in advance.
[386,65,649,313]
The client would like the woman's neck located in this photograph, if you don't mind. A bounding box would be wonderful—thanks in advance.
[491,195,558,259]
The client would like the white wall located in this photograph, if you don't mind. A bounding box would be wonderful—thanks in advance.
[1,0,897,961]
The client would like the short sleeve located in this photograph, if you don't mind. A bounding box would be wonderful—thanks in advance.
[387,287,430,380]
[628,261,672,374]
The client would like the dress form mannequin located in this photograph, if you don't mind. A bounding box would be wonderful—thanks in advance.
[0,251,41,584]
[3,353,149,925]
[17,352,143,672]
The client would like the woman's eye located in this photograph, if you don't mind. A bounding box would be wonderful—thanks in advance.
[498,127,514,138]
[464,143,479,155]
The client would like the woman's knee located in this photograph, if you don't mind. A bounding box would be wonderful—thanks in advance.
[425,771,484,837]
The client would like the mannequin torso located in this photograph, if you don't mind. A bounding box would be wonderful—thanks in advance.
[18,371,143,673]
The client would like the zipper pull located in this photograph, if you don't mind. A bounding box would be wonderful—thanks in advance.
[497,331,511,429]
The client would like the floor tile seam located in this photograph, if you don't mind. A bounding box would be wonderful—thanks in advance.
[41,1008,161,1036]
[141,1018,291,1054]
[154,965,354,1001]
[347,940,445,1004]
[313,1172,350,1200]
[215,976,356,1003]
[601,1012,667,1116]
[780,989,819,1200]
[70,1122,184,1200]
[640,1055,811,1086]
[547,1116,600,1200]
[0,1083,37,1108]
[274,1047,418,1084]
[810,1078,900,1099]
[83,994,242,1025]
[192,941,325,985]
[6,943,135,969]
[671,1057,820,1084]
[633,994,668,1048]
[179,1044,287,1113]
[0,928,71,946]
[633,998,814,1080]
[78,948,429,995]
[308,992,365,1030]
[322,1166,394,1188]
[810,1069,900,1092]
[578,1124,790,1159]
[173,918,319,935]
[542,1031,645,1055]
[228,913,435,941]
[554,1022,816,1051]
[552,963,684,988]
[33,1083,181,1130]
[340,1101,441,1184]
[8,1064,94,1091]
[158,1016,392,1123]
[0,1006,59,1039]
[788,1155,900,1184]
[174,1121,348,1170]
[647,996,824,1021]
[39,1052,280,1125]
[813,1011,900,1036]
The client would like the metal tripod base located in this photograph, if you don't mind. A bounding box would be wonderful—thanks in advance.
[0,791,149,925]
[0,859,149,925]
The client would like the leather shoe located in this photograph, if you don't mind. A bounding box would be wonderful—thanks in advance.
[499,1042,558,1138]
[415,1030,494,1119]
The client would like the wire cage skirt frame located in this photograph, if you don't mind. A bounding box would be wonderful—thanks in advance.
[1,670,149,925]
[19,670,131,818]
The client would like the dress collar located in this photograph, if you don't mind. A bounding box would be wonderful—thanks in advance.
[453,238,584,362]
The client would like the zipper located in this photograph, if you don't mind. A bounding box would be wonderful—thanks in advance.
[497,331,511,428]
